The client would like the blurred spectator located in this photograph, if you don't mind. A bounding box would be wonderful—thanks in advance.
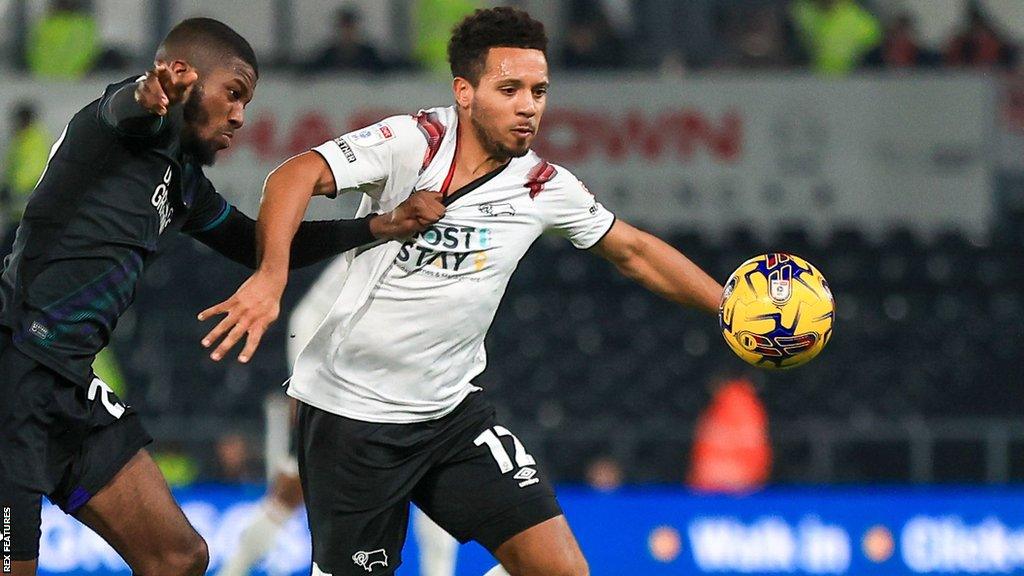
[26,0,100,79]
[213,432,259,483]
[790,0,881,76]
[688,376,771,493]
[863,13,941,70]
[153,444,200,488]
[1,102,50,257]
[945,0,1018,70]
[415,0,479,74]
[304,6,388,74]
[658,49,689,78]
[714,3,801,70]
[585,456,623,492]
[561,6,628,70]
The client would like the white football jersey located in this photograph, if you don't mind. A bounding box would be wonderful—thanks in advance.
[288,106,615,423]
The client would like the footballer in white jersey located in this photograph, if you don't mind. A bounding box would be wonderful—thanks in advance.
[286,105,615,423]
[204,8,723,576]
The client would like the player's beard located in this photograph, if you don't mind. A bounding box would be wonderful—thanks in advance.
[181,83,219,167]
[471,114,530,161]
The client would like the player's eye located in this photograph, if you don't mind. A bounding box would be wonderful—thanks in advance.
[501,87,517,96]
[534,88,547,97]
[229,89,241,100]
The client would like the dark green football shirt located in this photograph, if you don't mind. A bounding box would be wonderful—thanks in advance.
[0,77,230,385]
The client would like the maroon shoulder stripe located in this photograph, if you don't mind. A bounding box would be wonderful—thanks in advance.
[414,111,447,171]
[525,159,557,199]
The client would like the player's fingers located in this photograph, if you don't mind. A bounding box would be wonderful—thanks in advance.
[237,326,265,363]
[136,73,169,113]
[411,203,443,222]
[157,64,194,104]
[201,313,238,349]
[197,301,230,322]
[421,209,444,225]
[211,322,250,361]
[154,65,175,92]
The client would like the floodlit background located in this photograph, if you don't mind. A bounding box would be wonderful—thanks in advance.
[2,0,1023,574]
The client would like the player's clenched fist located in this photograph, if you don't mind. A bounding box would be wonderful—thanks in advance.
[370,190,446,240]
[134,63,198,116]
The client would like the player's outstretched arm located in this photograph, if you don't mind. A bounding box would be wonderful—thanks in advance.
[100,62,197,135]
[191,201,440,270]
[591,220,723,314]
[197,151,445,363]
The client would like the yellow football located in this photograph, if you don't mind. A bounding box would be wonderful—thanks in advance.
[719,253,834,369]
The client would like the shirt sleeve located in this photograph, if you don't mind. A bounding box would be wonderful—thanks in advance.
[97,76,166,137]
[310,115,426,198]
[181,168,230,234]
[544,170,616,250]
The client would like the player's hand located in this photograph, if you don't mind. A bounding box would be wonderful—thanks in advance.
[197,270,286,363]
[369,191,446,240]
[134,63,198,116]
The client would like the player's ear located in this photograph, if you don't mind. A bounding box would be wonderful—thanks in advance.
[167,59,192,76]
[453,77,474,110]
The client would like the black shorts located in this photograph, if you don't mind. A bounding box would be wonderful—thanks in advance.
[297,391,562,576]
[0,330,151,561]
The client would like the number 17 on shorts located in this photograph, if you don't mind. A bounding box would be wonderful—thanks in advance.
[474,426,540,488]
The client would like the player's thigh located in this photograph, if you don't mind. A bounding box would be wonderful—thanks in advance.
[74,449,208,576]
[492,515,588,576]
[297,401,429,575]
[412,395,564,554]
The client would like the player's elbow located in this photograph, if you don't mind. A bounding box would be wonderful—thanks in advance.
[607,230,649,280]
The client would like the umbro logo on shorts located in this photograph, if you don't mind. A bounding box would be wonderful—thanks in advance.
[515,467,539,488]
[352,548,388,572]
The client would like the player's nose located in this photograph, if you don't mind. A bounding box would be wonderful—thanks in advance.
[516,91,537,116]
[228,103,245,129]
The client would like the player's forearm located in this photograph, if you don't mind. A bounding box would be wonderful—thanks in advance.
[616,231,723,314]
[192,208,377,269]
[290,216,377,267]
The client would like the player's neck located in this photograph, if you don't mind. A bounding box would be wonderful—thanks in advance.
[455,120,509,178]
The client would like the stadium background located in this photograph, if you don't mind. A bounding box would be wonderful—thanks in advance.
[2,0,1024,574]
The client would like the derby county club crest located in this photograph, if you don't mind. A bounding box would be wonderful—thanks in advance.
[352,549,388,572]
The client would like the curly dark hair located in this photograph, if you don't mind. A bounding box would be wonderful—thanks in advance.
[448,7,548,85]
[159,18,259,78]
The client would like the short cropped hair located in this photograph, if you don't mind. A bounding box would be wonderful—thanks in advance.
[448,7,548,85]
[158,18,259,77]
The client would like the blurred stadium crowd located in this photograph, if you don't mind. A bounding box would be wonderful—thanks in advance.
[2,0,1024,77]
[2,0,1024,489]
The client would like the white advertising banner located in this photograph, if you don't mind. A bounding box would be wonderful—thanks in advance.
[0,74,994,236]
